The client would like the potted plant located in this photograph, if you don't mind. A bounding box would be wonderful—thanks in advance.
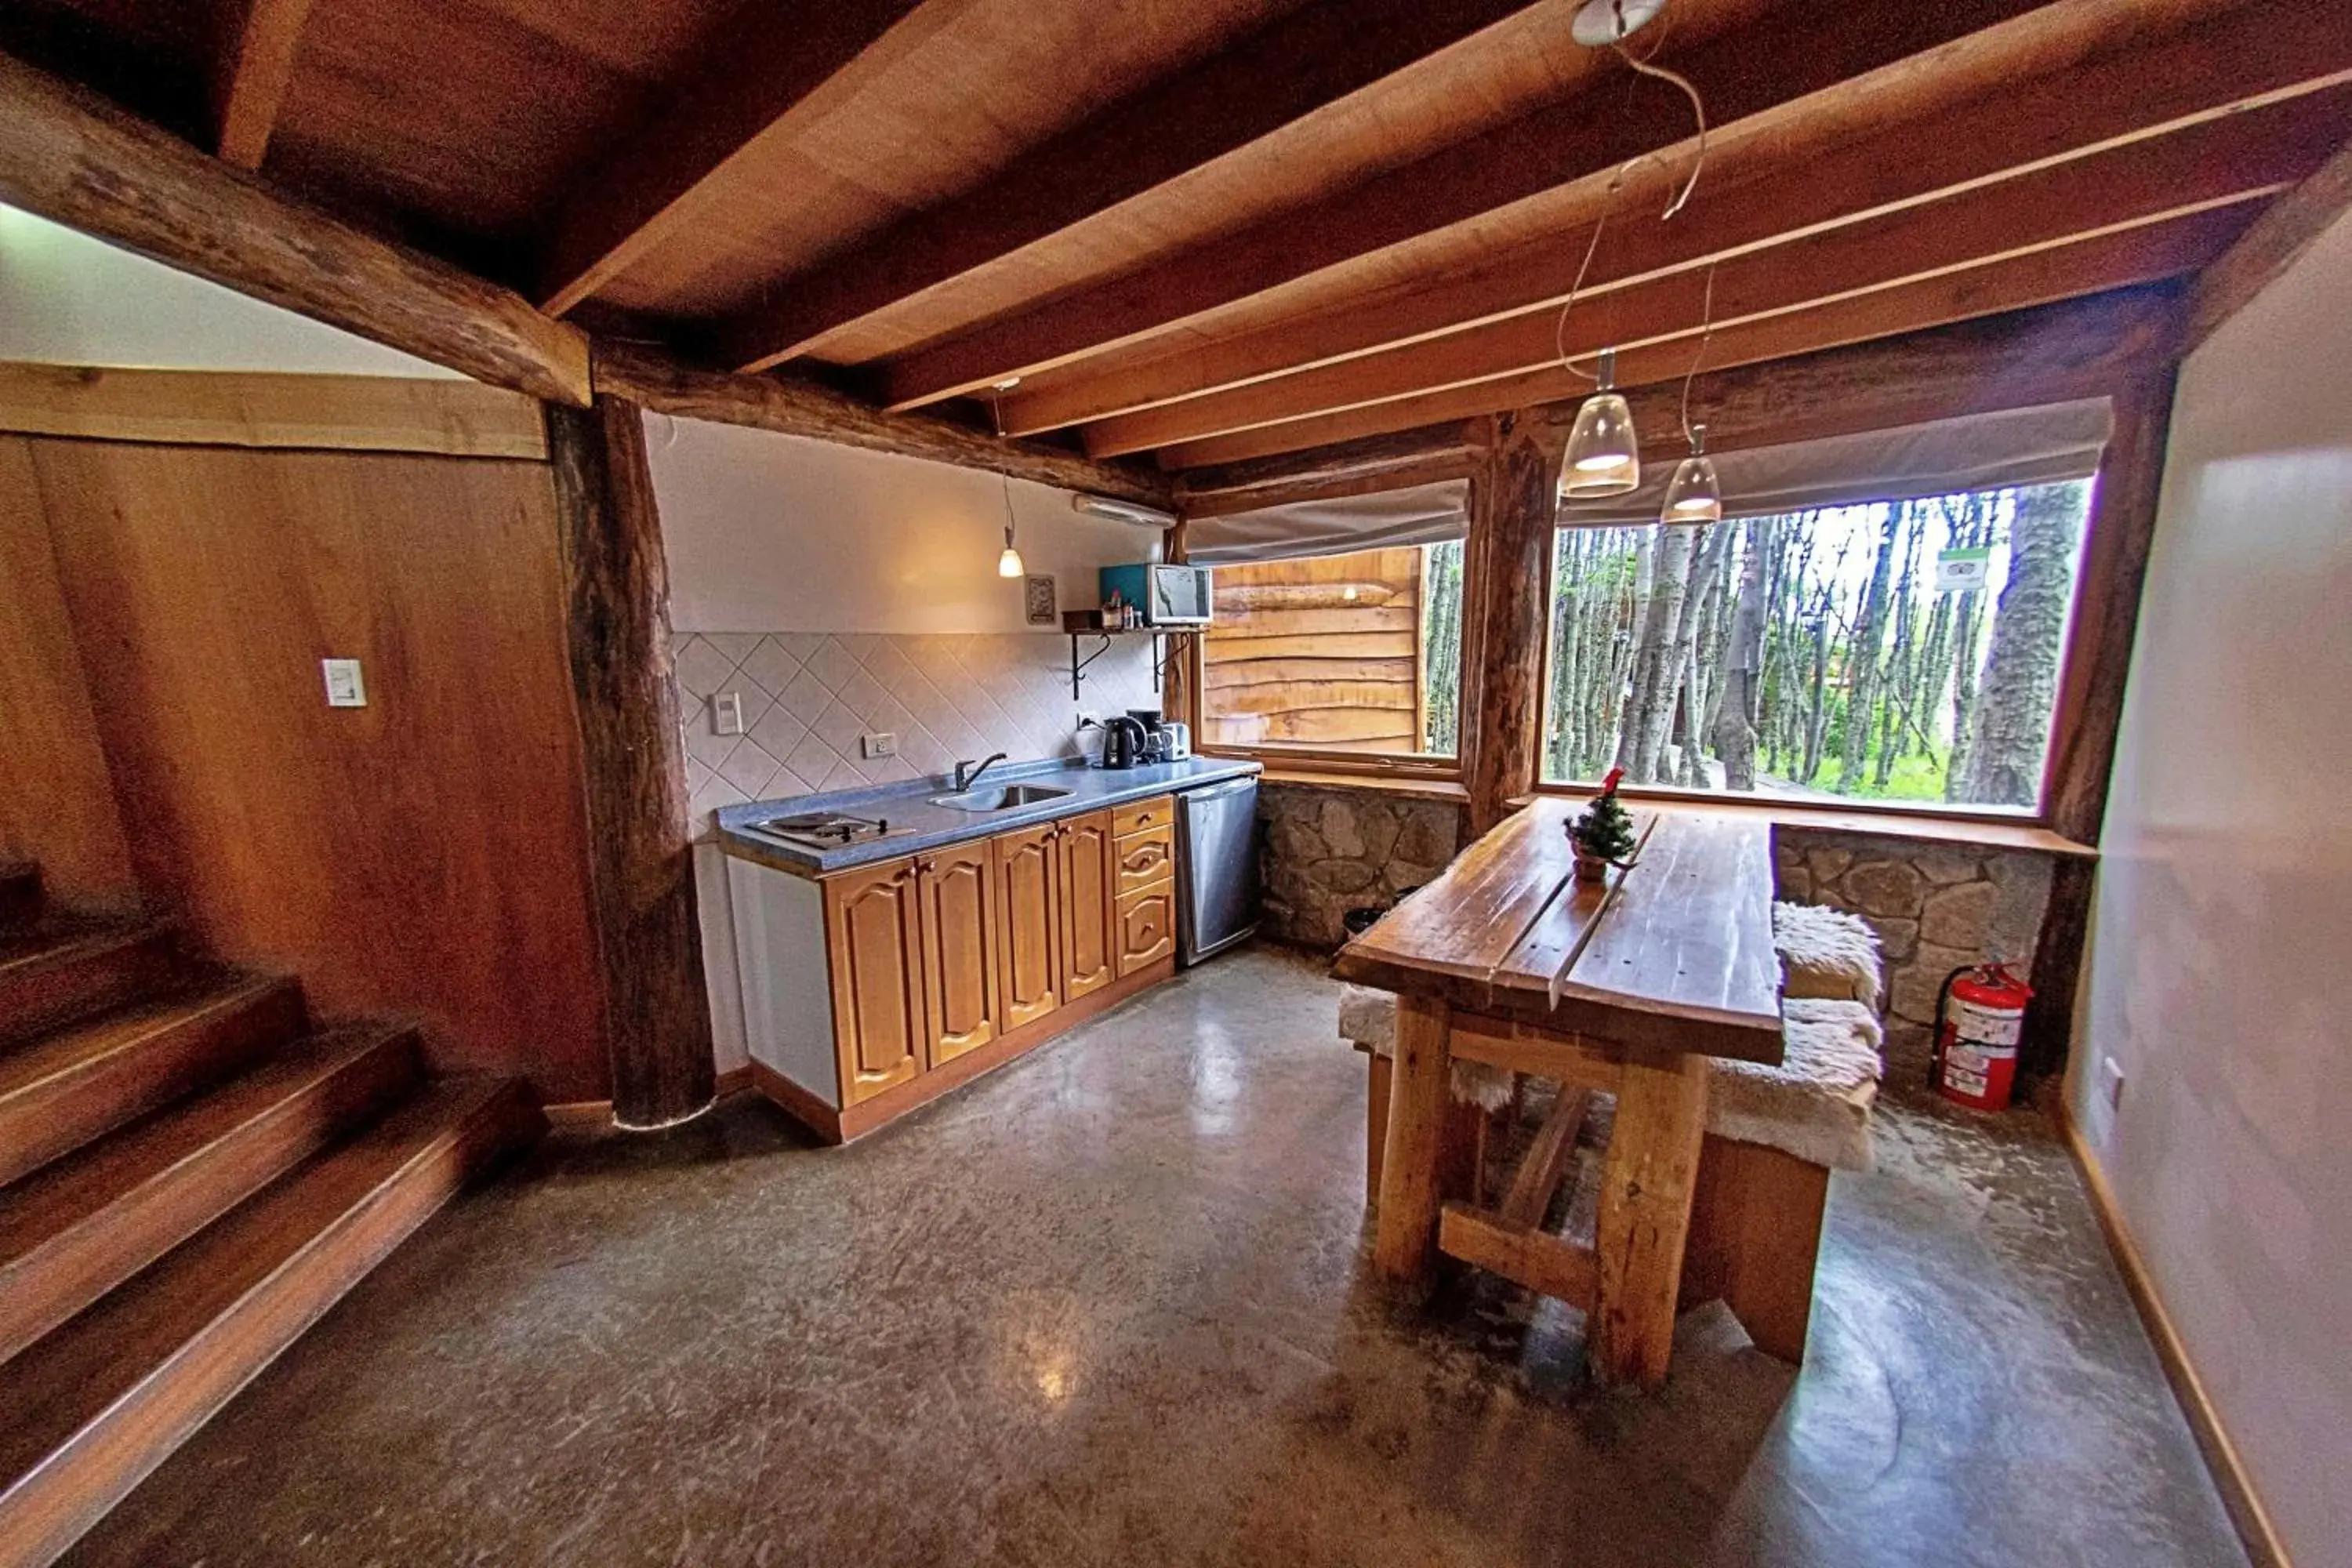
[1568,767,1639,883]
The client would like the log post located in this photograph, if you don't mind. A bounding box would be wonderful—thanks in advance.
[2023,371,2178,1080]
[1464,408,1563,833]
[544,397,717,1129]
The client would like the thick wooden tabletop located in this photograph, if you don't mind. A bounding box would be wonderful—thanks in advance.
[1334,800,1784,1065]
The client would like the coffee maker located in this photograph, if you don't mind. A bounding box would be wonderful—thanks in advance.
[1127,710,1173,764]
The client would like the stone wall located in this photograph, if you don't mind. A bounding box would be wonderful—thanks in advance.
[1773,828,2055,1082]
[1257,781,1467,949]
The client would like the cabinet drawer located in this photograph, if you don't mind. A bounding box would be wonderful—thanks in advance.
[1112,795,1174,837]
[1115,884,1177,976]
[1113,822,1174,892]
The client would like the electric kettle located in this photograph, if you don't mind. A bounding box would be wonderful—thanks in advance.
[1099,716,1147,770]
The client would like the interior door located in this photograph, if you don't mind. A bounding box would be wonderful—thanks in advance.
[993,822,1062,1030]
[1058,810,1116,1003]
[823,858,927,1105]
[916,842,999,1067]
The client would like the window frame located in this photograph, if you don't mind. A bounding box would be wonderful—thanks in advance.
[1181,519,1473,783]
[1527,479,2110,831]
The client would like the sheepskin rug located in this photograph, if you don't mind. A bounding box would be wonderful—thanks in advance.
[1339,985,1883,1170]
[1773,900,1885,1010]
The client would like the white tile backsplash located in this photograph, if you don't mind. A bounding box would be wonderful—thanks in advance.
[676,630,1160,833]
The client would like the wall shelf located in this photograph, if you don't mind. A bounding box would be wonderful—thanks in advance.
[1066,628,1197,699]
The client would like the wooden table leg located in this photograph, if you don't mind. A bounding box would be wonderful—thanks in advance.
[1589,1045,1710,1387]
[1373,994,1453,1290]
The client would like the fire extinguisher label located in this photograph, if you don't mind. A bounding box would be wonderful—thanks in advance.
[1950,997,2024,1049]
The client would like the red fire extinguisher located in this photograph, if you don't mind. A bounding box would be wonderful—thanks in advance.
[1929,962,2034,1112]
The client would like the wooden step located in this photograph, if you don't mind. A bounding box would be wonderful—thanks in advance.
[0,865,38,932]
[0,975,306,1187]
[0,921,185,1047]
[0,1076,542,1568]
[0,1022,423,1365]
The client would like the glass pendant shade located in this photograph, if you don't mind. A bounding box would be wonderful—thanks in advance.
[1559,348,1639,499]
[997,542,1025,577]
[1661,454,1722,524]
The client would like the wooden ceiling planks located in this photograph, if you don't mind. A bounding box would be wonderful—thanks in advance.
[996,0,2352,443]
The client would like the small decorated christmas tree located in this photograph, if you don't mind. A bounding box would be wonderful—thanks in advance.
[1569,766,1638,873]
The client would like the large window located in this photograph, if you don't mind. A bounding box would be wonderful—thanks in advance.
[1541,481,2093,811]
[1200,540,1465,761]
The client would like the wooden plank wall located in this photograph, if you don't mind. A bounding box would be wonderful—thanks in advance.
[16,434,612,1103]
[1201,547,1424,751]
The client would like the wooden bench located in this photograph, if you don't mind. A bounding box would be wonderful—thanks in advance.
[1343,981,1882,1363]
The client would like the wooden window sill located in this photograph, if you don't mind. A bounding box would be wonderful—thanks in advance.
[1519,788,2096,858]
[1254,767,1471,805]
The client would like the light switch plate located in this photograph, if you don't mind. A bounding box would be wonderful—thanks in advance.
[712,691,745,736]
[321,658,367,708]
[862,732,898,759]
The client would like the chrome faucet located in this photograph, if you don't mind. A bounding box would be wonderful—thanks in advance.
[953,753,1007,792]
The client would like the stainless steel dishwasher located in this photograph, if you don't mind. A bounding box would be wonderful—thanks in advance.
[1176,775,1259,965]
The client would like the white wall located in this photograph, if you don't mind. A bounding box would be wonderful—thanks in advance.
[0,203,459,376]
[2067,210,2352,1567]
[648,412,1160,635]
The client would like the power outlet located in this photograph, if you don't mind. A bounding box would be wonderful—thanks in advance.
[711,691,745,736]
[2097,1054,2126,1113]
[862,731,898,759]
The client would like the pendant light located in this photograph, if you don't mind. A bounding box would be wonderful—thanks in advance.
[1562,347,1639,499]
[1661,423,1721,524]
[989,379,1025,578]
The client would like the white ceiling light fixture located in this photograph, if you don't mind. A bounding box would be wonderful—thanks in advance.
[1571,0,1668,47]
[989,379,1025,578]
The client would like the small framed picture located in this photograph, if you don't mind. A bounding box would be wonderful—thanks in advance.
[1023,574,1058,626]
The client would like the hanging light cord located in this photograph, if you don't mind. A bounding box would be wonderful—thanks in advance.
[1550,6,1713,383]
[989,389,1018,546]
[1678,261,1717,452]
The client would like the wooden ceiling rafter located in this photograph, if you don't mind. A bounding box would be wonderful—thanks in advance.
[212,0,316,169]
[869,0,2068,412]
[535,0,939,317]
[998,0,2352,443]
[2183,133,2352,353]
[1082,90,2342,456]
[1171,285,2187,510]
[1155,207,2238,470]
[710,0,1559,376]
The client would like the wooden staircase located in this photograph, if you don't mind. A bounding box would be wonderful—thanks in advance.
[0,862,543,1566]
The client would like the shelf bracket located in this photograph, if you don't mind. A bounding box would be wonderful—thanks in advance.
[1069,633,1113,700]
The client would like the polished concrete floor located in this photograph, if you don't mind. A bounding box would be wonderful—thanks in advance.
[68,947,2245,1567]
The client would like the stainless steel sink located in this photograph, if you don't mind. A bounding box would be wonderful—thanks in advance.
[927,783,1071,812]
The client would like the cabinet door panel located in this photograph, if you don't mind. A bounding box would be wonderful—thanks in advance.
[1114,823,1174,893]
[918,843,999,1067]
[824,858,926,1105]
[994,823,1062,1030]
[1058,810,1116,1003]
[1116,884,1177,976]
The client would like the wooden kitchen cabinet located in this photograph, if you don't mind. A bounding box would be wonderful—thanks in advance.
[1115,884,1176,975]
[914,842,1000,1068]
[822,858,928,1105]
[744,791,1195,1142]
[1057,810,1116,1003]
[993,821,1062,1030]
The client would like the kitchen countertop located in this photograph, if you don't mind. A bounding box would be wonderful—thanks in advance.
[715,756,1263,876]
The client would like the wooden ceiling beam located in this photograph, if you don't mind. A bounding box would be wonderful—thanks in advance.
[212,0,315,169]
[1083,93,2339,456]
[1156,213,2228,470]
[873,0,2068,412]
[2182,134,2352,353]
[537,0,938,318]
[1004,0,2352,439]
[591,343,1171,508]
[0,50,590,406]
[1173,286,2187,502]
[710,0,1554,375]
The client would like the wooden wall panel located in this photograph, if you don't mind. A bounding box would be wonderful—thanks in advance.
[1201,547,1423,752]
[27,437,610,1102]
[0,437,135,908]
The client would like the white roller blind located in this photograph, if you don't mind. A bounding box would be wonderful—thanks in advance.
[1559,397,2114,528]
[1184,477,1469,564]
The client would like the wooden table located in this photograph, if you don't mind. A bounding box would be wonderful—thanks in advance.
[1334,800,1783,1387]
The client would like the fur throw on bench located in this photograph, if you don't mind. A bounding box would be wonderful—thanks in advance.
[1773,900,1884,1010]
